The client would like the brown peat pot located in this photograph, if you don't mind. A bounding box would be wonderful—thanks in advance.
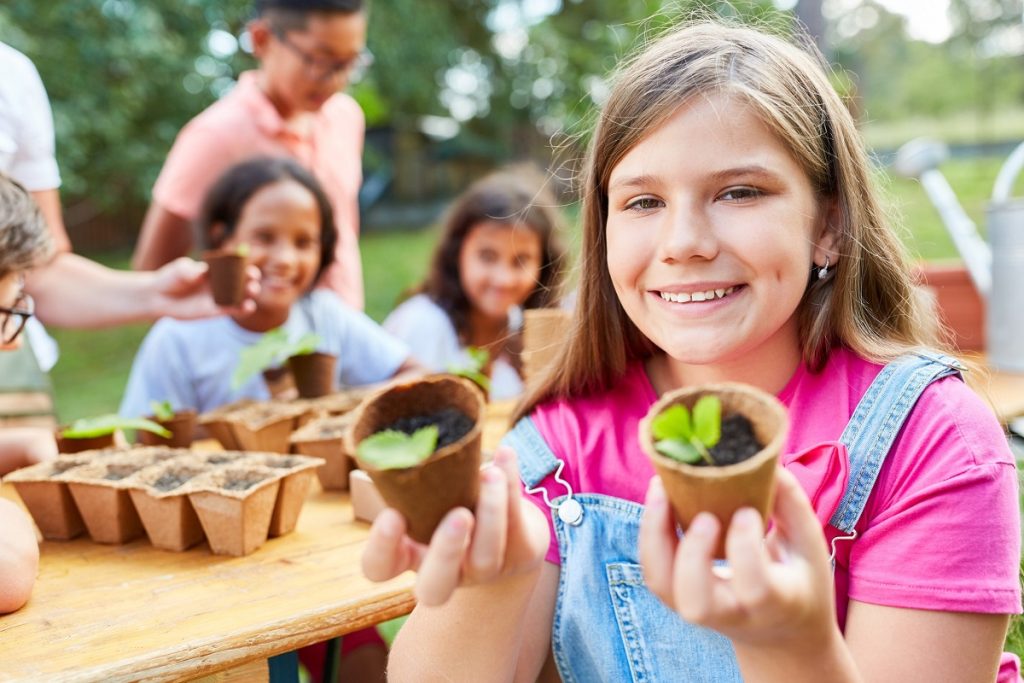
[639,382,789,559]
[346,375,485,544]
[139,409,197,448]
[203,250,247,306]
[287,352,337,398]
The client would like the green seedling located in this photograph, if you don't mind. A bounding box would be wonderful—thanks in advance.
[150,400,175,421]
[651,395,722,466]
[448,346,491,393]
[62,414,171,439]
[231,328,323,389]
[234,242,250,258]
[356,426,439,470]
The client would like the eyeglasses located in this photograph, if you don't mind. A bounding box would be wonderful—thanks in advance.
[272,28,373,84]
[0,291,33,344]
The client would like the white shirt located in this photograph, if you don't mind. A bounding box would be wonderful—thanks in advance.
[120,290,409,416]
[0,43,61,370]
[383,293,524,400]
[0,42,60,191]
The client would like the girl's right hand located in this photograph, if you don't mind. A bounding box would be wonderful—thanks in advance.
[361,446,551,606]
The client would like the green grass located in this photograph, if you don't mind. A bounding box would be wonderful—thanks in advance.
[862,107,1024,151]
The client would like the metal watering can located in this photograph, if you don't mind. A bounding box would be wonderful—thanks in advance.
[894,138,1024,372]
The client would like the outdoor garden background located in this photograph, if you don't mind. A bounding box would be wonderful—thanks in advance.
[2,0,1023,654]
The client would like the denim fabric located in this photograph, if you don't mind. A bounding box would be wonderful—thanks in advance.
[828,351,962,532]
[504,352,961,682]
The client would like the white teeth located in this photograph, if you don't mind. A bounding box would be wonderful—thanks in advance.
[659,286,736,304]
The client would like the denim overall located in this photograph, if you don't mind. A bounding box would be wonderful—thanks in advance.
[501,352,963,683]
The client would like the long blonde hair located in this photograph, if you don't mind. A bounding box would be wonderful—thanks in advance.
[515,20,939,422]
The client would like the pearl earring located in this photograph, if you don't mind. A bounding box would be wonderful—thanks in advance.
[817,256,830,280]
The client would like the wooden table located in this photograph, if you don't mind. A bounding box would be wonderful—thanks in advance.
[961,353,1024,424]
[0,400,518,683]
[0,483,415,682]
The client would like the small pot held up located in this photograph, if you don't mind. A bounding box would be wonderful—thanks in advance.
[203,245,248,307]
[287,351,337,398]
[345,375,485,544]
[638,382,789,558]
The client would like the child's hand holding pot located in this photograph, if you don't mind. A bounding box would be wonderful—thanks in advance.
[639,468,855,674]
[362,446,550,606]
[148,257,261,319]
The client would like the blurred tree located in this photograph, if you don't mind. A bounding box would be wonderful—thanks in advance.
[829,0,1024,124]
[947,0,1024,115]
[0,0,252,225]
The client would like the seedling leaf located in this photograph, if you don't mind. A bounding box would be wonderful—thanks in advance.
[651,398,721,466]
[692,395,722,447]
[62,414,171,439]
[232,328,325,389]
[651,404,692,442]
[357,426,439,470]
[654,438,703,464]
[150,400,175,421]
[448,346,491,392]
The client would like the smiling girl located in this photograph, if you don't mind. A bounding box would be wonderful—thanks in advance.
[361,21,1022,683]
[120,156,415,417]
[383,167,565,399]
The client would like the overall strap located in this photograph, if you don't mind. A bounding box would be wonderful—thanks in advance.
[501,416,584,526]
[829,351,964,534]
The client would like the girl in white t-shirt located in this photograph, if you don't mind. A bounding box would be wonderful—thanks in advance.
[120,156,415,417]
[384,167,566,399]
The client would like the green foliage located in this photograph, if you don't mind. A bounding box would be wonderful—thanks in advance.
[356,426,439,470]
[150,400,175,421]
[448,346,491,393]
[231,329,322,390]
[652,396,722,466]
[62,414,171,439]
[0,0,252,215]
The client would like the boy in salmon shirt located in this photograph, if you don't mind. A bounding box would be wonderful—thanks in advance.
[133,0,370,310]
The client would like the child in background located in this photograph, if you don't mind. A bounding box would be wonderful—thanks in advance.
[0,175,55,612]
[384,167,565,399]
[362,21,1022,682]
[133,0,370,311]
[120,156,415,416]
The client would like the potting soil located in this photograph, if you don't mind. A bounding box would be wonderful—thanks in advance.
[223,474,269,491]
[707,414,762,466]
[103,464,143,481]
[153,472,195,491]
[381,407,474,450]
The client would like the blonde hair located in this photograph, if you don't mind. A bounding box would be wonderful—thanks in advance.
[516,20,939,421]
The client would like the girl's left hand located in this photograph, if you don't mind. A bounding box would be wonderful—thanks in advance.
[638,467,839,653]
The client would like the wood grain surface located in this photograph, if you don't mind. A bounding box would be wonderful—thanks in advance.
[0,400,517,682]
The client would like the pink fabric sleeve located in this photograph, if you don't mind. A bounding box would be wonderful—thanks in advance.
[151,120,240,221]
[848,460,1021,613]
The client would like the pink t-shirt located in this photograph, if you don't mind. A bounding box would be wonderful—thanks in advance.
[152,71,365,310]
[524,348,1021,676]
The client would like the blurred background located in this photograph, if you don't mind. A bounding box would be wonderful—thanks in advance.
[2,0,1023,419]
